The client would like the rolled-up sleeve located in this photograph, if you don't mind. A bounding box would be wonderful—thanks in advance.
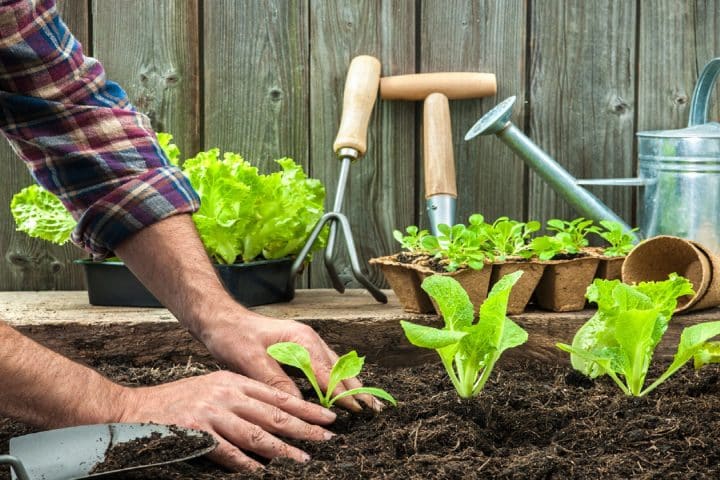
[0,0,200,258]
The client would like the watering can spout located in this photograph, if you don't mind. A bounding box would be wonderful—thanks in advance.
[465,96,640,242]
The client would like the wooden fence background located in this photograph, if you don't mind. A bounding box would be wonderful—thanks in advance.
[1,0,719,291]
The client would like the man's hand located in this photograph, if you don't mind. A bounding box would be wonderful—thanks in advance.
[119,370,337,471]
[200,311,381,412]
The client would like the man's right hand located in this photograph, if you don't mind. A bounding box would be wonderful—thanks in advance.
[117,370,337,471]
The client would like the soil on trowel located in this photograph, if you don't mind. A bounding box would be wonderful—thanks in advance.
[88,426,215,474]
[3,358,720,479]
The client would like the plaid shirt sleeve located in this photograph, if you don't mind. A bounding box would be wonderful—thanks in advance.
[0,0,200,258]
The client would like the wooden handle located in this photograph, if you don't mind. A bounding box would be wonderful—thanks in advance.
[423,93,457,198]
[333,55,382,157]
[381,72,496,100]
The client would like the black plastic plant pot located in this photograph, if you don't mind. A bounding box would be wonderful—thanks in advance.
[76,257,295,308]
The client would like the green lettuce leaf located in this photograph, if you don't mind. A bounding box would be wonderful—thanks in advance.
[10,185,77,245]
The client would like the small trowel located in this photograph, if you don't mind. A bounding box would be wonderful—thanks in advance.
[0,423,216,480]
[423,92,457,234]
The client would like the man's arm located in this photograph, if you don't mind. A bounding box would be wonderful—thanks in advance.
[115,213,378,411]
[0,319,337,471]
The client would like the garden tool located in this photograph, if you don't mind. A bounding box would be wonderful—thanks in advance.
[465,57,720,253]
[380,72,496,100]
[379,71,497,234]
[290,55,387,303]
[423,92,457,234]
[0,423,216,480]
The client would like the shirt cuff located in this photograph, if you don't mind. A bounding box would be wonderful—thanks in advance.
[70,165,200,259]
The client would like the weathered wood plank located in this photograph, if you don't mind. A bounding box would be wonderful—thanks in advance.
[308,0,416,289]
[92,0,200,159]
[0,1,90,291]
[5,290,719,368]
[528,1,637,227]
[638,0,720,135]
[202,0,311,287]
[420,0,527,225]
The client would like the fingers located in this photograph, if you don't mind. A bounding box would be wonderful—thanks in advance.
[214,414,310,465]
[234,393,335,441]
[207,436,263,472]
[321,344,382,411]
[241,378,337,426]
[239,353,303,399]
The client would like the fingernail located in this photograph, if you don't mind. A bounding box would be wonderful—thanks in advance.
[322,408,337,420]
[301,453,311,463]
[323,430,335,440]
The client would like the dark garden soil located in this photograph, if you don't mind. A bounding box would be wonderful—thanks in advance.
[3,357,720,479]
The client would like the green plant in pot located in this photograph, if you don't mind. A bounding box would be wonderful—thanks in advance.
[530,217,601,312]
[10,134,327,307]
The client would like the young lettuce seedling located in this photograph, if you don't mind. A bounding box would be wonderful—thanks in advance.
[484,217,541,260]
[393,225,430,254]
[401,271,528,399]
[557,274,720,396]
[595,220,638,257]
[266,342,396,408]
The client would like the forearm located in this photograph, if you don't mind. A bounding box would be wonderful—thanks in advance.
[114,214,243,340]
[0,320,127,428]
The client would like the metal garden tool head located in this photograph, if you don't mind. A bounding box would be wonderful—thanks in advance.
[465,57,720,253]
[0,423,216,480]
[290,55,387,303]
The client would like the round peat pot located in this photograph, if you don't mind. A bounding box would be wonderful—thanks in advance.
[76,258,295,308]
[214,258,295,307]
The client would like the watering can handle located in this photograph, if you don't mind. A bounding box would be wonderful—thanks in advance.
[0,455,30,480]
[688,57,720,127]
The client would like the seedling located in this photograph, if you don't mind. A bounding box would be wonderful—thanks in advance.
[557,275,720,396]
[422,223,491,272]
[392,225,430,254]
[401,271,528,398]
[595,220,638,257]
[266,342,396,408]
[546,218,598,248]
[484,217,541,260]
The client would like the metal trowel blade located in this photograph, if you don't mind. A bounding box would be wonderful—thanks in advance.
[9,423,216,480]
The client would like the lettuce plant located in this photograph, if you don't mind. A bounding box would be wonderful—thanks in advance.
[484,217,541,260]
[10,185,75,245]
[392,225,430,254]
[557,275,720,396]
[546,218,598,248]
[401,271,527,398]
[595,220,638,257]
[528,234,578,260]
[266,342,396,408]
[421,223,491,272]
[10,133,326,265]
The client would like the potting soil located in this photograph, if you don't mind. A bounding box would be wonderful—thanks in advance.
[2,359,720,479]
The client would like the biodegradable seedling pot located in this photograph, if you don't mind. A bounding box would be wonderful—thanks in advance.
[688,241,720,311]
[77,257,295,308]
[533,256,600,312]
[490,259,546,315]
[621,236,711,313]
[370,255,434,314]
[418,265,492,315]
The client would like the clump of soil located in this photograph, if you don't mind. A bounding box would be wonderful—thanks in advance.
[3,359,720,479]
[89,426,215,474]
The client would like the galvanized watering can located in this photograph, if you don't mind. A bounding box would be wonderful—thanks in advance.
[465,57,720,253]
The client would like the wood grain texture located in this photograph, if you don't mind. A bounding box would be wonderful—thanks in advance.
[0,1,90,291]
[638,0,720,134]
[203,0,311,287]
[420,0,527,227]
[308,0,416,289]
[92,0,200,159]
[528,0,637,227]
